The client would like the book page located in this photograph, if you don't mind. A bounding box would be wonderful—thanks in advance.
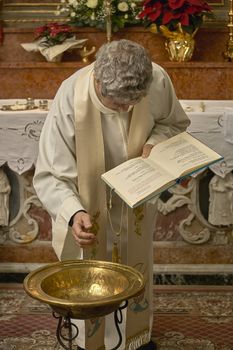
[149,132,222,178]
[101,157,174,207]
[101,131,222,207]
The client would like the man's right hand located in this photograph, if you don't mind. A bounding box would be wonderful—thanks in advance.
[71,211,97,248]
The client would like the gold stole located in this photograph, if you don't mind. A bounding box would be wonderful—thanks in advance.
[74,63,154,349]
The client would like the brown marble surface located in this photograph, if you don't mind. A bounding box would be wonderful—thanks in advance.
[0,244,58,263]
[154,244,233,264]
[0,27,232,100]
[163,63,233,100]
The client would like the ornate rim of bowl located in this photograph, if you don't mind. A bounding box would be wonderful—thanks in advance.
[23,259,145,310]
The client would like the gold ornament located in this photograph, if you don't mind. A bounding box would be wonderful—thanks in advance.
[112,242,121,263]
[150,23,158,34]
[133,205,144,236]
[160,23,198,62]
[90,211,100,259]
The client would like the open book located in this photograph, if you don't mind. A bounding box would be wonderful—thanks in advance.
[101,131,223,208]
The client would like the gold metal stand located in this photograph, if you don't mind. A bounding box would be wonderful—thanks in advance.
[223,0,233,61]
[53,301,128,350]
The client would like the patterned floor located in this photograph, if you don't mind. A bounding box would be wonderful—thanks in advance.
[1,283,233,349]
[153,285,233,349]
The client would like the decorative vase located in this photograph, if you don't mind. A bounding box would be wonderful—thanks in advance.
[165,35,195,62]
[160,24,197,62]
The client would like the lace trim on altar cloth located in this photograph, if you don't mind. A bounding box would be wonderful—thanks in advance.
[0,106,47,175]
[0,160,37,175]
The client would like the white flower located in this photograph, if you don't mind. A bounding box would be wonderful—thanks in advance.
[86,0,98,9]
[118,2,129,12]
[130,2,136,8]
[124,14,128,18]
[91,12,96,20]
[71,11,76,17]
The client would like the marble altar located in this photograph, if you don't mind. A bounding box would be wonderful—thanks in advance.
[1,99,233,271]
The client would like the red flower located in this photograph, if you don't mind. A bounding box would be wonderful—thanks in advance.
[139,2,162,21]
[34,23,73,46]
[167,0,186,10]
[162,11,180,25]
[34,25,47,38]
[179,13,190,25]
[139,0,213,33]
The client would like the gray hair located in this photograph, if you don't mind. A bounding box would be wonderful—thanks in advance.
[94,39,153,104]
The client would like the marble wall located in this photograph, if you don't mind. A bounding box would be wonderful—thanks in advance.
[0,27,233,100]
[1,25,233,272]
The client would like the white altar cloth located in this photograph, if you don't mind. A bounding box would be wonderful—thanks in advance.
[1,99,233,176]
[0,100,49,175]
[180,100,233,178]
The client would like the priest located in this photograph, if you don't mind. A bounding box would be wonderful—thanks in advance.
[34,39,190,350]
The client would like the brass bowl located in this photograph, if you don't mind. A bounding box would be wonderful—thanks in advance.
[23,260,145,319]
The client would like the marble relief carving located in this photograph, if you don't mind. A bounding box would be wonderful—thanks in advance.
[1,167,233,247]
[157,175,212,244]
[0,167,43,244]
[156,169,233,245]
[0,168,11,227]
[1,168,233,247]
[208,173,233,226]
[0,168,232,248]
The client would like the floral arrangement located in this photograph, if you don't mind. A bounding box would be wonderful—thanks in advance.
[138,0,213,35]
[34,22,73,46]
[56,0,142,32]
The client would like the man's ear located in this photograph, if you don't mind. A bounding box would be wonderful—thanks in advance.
[94,78,102,98]
[94,77,100,86]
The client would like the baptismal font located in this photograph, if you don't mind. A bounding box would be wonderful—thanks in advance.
[24,260,145,350]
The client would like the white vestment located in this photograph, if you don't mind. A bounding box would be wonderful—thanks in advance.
[34,62,189,349]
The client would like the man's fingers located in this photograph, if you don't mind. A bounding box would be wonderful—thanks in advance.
[142,144,154,158]
[76,237,96,247]
[73,211,92,230]
[71,229,97,247]
[72,232,97,247]
[71,211,97,247]
[81,214,92,230]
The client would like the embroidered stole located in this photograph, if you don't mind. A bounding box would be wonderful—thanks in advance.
[74,63,154,349]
